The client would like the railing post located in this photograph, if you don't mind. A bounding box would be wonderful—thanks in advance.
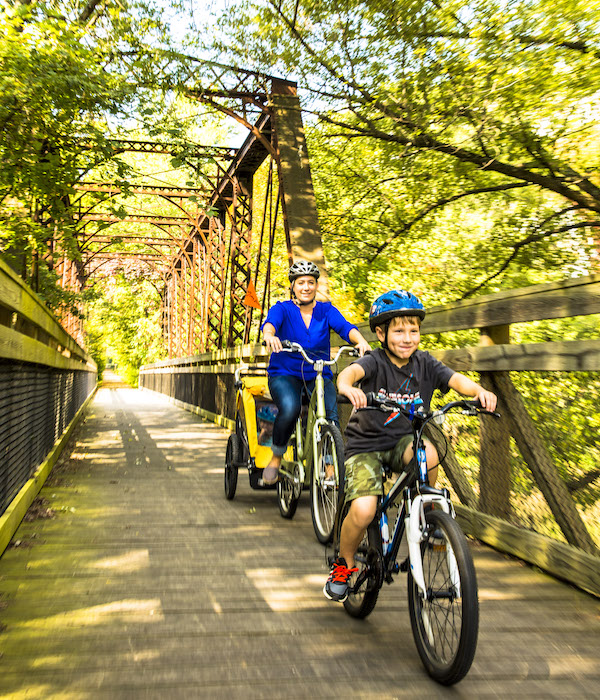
[479,324,512,518]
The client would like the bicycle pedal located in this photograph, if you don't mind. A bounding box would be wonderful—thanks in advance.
[399,557,409,572]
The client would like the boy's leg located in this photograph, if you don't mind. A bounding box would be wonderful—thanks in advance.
[324,452,382,602]
[340,495,378,567]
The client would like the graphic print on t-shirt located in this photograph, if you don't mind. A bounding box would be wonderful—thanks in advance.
[375,374,424,426]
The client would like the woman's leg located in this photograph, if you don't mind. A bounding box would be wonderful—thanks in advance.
[323,377,340,427]
[264,374,302,482]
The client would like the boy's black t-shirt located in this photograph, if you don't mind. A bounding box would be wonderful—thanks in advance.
[344,348,455,458]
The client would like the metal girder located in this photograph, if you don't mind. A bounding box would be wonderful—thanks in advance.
[78,138,238,159]
[228,176,253,346]
[206,217,227,349]
[75,214,191,225]
[50,70,327,358]
[85,236,181,246]
[74,183,210,198]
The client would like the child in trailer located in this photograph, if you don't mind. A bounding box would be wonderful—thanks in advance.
[324,289,497,602]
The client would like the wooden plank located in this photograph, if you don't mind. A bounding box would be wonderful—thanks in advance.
[0,258,90,363]
[430,339,600,372]
[491,371,597,555]
[423,274,600,333]
[0,324,96,371]
[456,504,600,598]
[0,382,598,698]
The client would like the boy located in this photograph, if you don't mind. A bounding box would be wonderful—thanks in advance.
[324,289,497,602]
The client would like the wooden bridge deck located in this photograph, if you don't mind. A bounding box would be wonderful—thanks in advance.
[0,378,598,699]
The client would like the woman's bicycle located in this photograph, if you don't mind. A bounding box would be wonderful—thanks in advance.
[331,393,500,685]
[274,341,358,542]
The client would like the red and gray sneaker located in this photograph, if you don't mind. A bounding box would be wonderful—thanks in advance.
[323,557,358,602]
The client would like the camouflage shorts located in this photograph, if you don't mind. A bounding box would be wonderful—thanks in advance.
[343,434,414,502]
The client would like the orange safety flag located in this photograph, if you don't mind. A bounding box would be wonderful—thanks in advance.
[243,278,261,310]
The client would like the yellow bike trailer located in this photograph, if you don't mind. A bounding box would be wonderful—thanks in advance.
[224,368,294,498]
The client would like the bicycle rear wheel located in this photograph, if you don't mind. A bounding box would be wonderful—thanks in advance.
[224,433,240,500]
[408,509,479,685]
[310,423,345,544]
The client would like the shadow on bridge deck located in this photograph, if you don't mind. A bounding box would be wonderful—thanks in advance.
[0,384,598,698]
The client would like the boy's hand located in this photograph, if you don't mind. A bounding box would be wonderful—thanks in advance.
[342,386,368,409]
[476,389,497,412]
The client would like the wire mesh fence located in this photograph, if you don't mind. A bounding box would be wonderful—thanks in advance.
[0,360,96,517]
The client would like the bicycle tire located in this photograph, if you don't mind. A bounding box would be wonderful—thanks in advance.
[224,433,240,500]
[310,423,345,544]
[407,509,479,685]
[343,507,382,619]
[277,440,300,519]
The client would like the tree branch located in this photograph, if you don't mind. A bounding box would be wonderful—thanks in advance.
[366,183,531,263]
[460,220,600,299]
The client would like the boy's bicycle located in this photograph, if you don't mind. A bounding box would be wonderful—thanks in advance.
[331,393,500,685]
[275,341,358,543]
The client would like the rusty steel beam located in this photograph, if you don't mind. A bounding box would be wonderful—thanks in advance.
[75,214,191,225]
[84,236,181,246]
[78,138,238,159]
[74,183,210,198]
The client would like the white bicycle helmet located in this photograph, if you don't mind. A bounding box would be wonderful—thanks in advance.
[288,260,320,282]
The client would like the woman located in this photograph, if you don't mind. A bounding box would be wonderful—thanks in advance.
[261,260,371,484]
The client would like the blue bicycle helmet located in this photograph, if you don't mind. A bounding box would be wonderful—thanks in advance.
[369,290,426,331]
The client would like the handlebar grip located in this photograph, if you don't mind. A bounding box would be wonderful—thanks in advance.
[365,392,379,407]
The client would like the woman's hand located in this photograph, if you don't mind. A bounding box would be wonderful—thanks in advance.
[263,334,283,353]
[354,339,371,357]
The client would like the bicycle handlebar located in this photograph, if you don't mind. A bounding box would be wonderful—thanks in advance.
[363,392,501,420]
[273,340,359,365]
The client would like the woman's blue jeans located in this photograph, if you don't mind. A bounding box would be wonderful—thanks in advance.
[268,374,339,457]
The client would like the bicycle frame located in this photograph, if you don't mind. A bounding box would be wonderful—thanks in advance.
[277,347,354,489]
[351,405,468,600]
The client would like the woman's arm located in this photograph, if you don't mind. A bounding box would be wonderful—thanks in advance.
[448,373,497,411]
[262,322,283,353]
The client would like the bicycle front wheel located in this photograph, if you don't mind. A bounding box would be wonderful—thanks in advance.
[310,423,345,544]
[343,507,382,619]
[408,509,479,685]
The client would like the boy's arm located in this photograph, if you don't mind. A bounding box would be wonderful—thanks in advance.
[337,363,367,408]
[448,373,497,411]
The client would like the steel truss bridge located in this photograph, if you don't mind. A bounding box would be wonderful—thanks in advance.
[56,71,326,356]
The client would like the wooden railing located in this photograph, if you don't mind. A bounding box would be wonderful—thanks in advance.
[140,273,600,596]
[0,258,97,552]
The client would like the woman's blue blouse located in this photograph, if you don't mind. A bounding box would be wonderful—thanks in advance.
[262,300,357,379]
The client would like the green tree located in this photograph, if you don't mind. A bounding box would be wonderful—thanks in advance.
[85,268,165,385]
[205,0,600,299]
[0,0,175,302]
